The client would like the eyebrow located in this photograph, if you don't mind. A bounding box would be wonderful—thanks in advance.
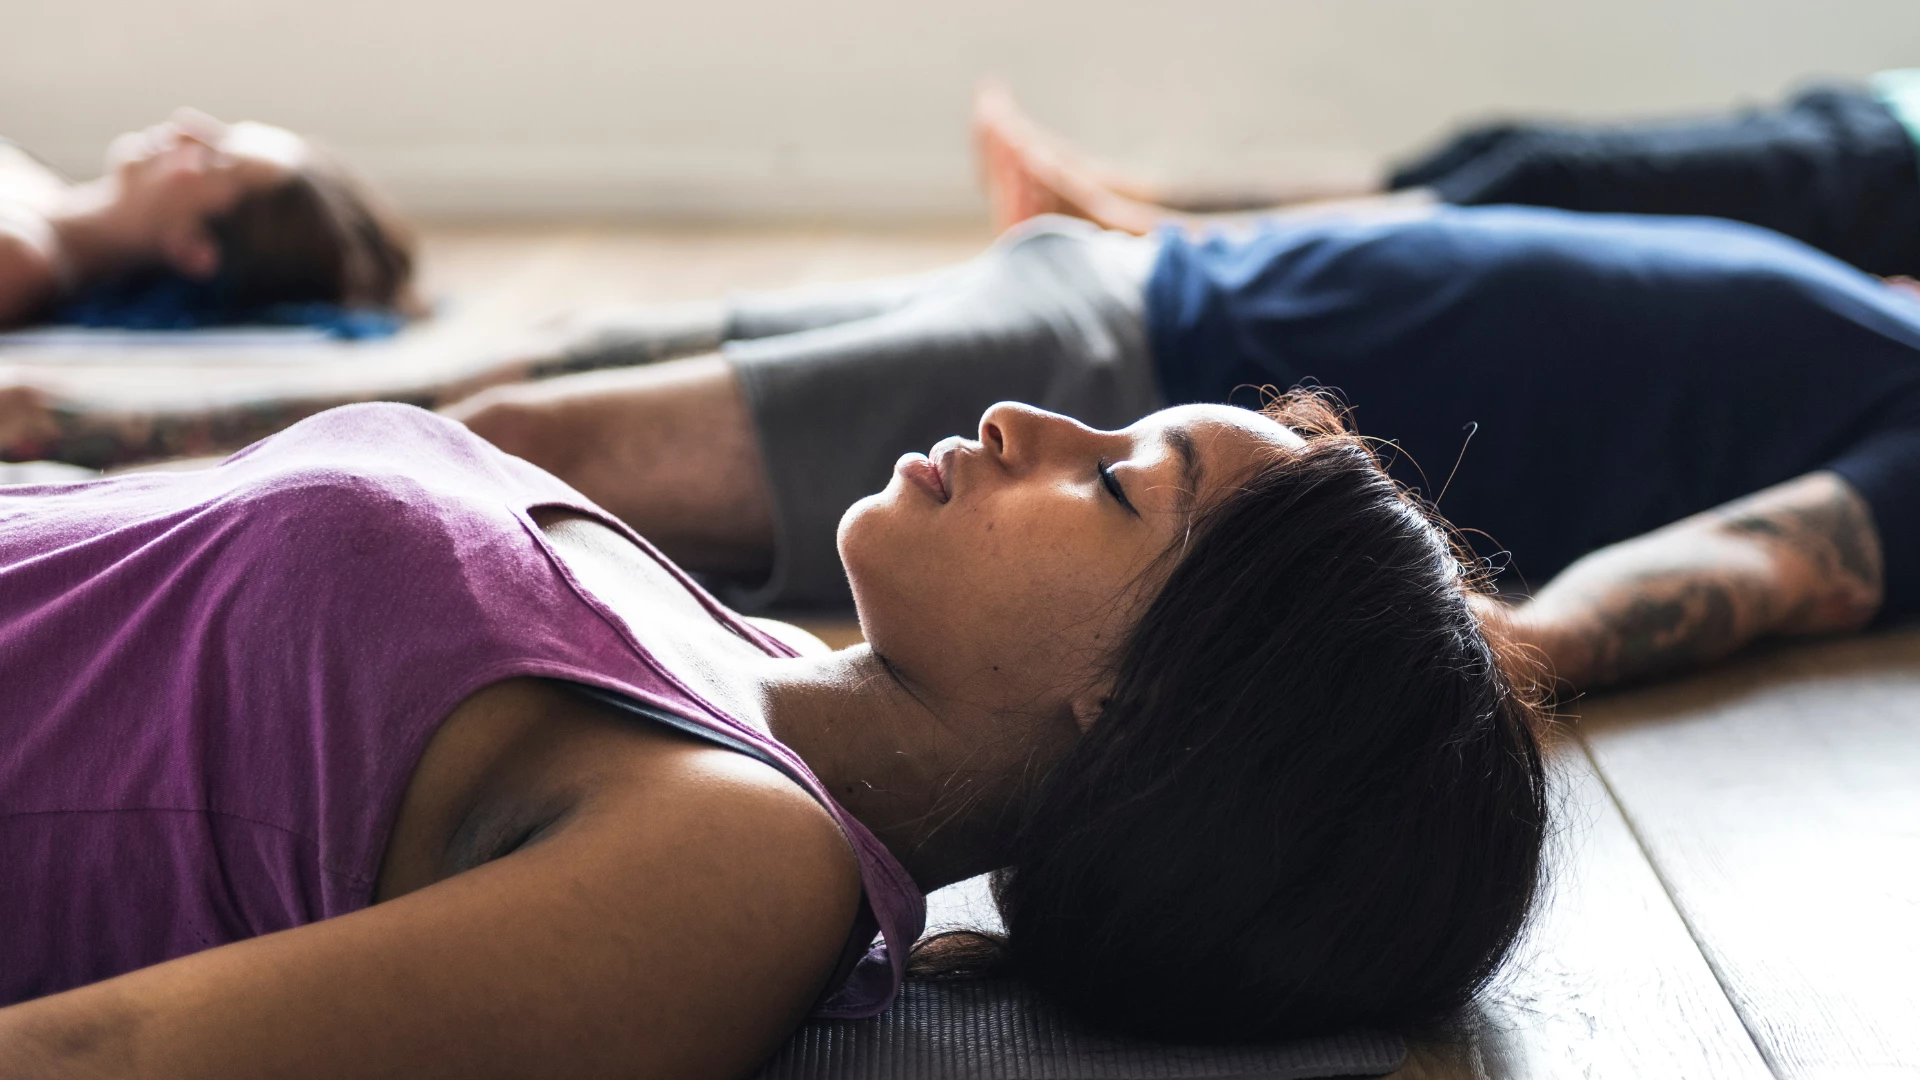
[1165,425,1202,521]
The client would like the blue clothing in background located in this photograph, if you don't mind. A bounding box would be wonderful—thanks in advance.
[1145,206,1920,621]
[1384,86,1920,276]
[49,270,403,340]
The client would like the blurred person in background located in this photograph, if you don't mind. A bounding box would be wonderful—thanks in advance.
[0,107,416,329]
[974,72,1920,282]
[451,196,1919,695]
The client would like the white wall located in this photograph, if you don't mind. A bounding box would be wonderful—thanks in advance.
[4,0,1917,220]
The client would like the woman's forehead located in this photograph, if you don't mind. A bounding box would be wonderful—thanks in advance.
[1132,403,1303,456]
[221,121,309,171]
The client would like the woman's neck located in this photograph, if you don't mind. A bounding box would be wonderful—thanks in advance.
[531,512,1047,892]
[753,646,1062,894]
[45,180,151,283]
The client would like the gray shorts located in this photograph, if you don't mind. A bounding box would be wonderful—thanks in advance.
[723,217,1164,609]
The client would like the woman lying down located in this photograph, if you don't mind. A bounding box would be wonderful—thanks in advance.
[0,107,414,329]
[0,400,1546,1074]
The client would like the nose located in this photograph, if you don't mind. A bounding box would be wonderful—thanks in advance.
[169,107,230,148]
[978,401,1119,473]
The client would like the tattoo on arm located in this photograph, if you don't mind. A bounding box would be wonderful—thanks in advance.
[1524,472,1884,690]
[1716,483,1884,618]
[1574,573,1752,687]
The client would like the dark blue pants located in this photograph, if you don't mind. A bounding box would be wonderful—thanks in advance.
[1387,87,1920,277]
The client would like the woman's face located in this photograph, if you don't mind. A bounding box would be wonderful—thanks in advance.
[100,108,307,277]
[840,402,1304,726]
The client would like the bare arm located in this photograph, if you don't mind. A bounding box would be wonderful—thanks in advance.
[0,177,200,330]
[0,213,61,327]
[0,201,137,328]
[1498,471,1884,693]
[0,746,861,1080]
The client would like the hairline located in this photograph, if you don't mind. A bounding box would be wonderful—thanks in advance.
[1166,425,1202,524]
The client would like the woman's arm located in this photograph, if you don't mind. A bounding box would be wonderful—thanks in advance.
[0,211,62,327]
[0,197,141,329]
[0,745,862,1080]
[1497,471,1883,692]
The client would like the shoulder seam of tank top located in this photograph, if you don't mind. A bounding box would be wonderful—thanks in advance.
[568,683,784,774]
[512,500,801,661]
[509,504,790,746]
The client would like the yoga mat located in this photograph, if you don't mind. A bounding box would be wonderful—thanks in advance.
[0,460,97,485]
[0,326,334,351]
[756,978,1406,1080]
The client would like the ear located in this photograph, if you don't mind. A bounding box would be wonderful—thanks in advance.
[1066,683,1112,735]
[161,227,221,280]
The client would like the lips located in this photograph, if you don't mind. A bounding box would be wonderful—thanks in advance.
[901,453,950,503]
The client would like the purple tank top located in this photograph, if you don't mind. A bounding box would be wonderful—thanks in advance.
[0,403,924,1016]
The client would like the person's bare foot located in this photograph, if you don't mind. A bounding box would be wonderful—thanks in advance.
[971,80,1401,234]
[971,79,1177,236]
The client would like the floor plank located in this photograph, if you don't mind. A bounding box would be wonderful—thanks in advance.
[1390,744,1770,1079]
[1579,629,1920,1080]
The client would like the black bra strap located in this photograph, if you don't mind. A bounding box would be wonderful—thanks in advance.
[565,682,798,786]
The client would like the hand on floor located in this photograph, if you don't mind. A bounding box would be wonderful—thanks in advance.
[1884,276,1920,302]
[0,384,59,459]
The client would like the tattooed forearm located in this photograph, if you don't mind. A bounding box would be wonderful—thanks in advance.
[1552,568,1770,688]
[1504,472,1884,691]
[1713,476,1883,633]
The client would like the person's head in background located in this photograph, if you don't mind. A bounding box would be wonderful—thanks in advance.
[61,107,416,313]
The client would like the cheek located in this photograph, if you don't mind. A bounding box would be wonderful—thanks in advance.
[844,488,1046,614]
[843,492,1140,682]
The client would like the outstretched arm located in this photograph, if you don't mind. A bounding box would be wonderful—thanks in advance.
[0,198,150,329]
[1496,471,1884,693]
[0,212,62,327]
[0,742,860,1080]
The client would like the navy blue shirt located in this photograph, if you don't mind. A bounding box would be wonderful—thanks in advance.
[1145,206,1920,621]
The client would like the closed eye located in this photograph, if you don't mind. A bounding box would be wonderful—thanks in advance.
[1098,459,1140,517]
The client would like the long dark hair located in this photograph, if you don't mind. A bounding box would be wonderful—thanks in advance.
[913,392,1549,1040]
[206,146,417,313]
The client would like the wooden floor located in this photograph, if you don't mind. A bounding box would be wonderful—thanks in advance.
[8,225,1920,1078]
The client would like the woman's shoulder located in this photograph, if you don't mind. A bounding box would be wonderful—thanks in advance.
[573,715,866,937]
[476,686,868,1001]
[410,678,864,916]
[12,683,870,1080]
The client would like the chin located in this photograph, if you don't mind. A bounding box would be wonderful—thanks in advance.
[836,487,885,570]
[836,485,940,653]
[836,489,893,618]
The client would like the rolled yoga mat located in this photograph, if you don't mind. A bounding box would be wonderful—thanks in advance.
[755,977,1407,1080]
